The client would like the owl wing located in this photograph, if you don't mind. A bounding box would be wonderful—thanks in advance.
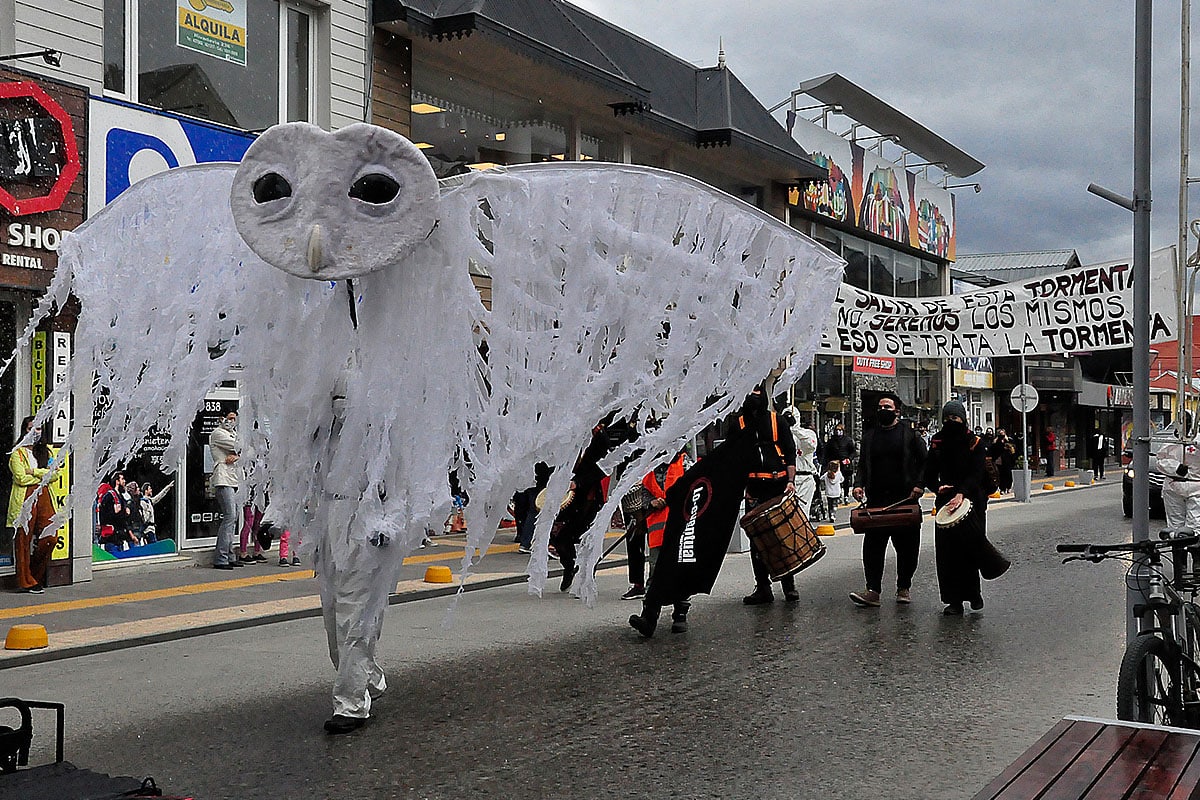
[431,163,845,599]
[20,164,346,492]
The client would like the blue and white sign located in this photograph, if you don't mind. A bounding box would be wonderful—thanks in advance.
[88,97,254,215]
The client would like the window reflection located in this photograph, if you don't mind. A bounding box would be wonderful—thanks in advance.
[103,0,126,94]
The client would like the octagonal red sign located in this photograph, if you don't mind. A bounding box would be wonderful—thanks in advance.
[0,81,81,217]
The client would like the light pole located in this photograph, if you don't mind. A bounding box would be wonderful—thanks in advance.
[1088,1,1152,646]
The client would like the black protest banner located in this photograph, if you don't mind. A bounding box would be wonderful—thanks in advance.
[645,428,757,604]
[819,247,1178,359]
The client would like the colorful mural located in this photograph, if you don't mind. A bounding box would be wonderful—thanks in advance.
[789,120,957,260]
[802,152,853,223]
[858,164,908,243]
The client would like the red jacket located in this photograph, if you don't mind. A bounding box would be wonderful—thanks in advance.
[642,454,687,549]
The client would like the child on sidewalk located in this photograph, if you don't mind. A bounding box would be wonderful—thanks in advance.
[822,460,843,522]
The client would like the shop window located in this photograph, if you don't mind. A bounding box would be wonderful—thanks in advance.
[411,64,593,177]
[869,244,894,295]
[917,259,941,296]
[894,252,919,297]
[103,0,317,130]
[842,240,869,291]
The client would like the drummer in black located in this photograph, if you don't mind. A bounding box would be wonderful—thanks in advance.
[740,386,799,605]
[922,400,988,615]
[849,392,927,608]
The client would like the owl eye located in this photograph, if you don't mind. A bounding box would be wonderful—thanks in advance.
[252,172,293,204]
[349,173,400,205]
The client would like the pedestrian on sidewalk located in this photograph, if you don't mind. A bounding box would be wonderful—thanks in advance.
[8,416,59,593]
[208,411,244,569]
[821,423,856,502]
[1090,429,1109,481]
[1043,427,1058,477]
[512,461,551,555]
[848,392,926,608]
[739,386,799,606]
[992,430,1016,494]
[239,496,266,563]
[924,400,989,615]
[277,525,302,568]
[821,461,843,522]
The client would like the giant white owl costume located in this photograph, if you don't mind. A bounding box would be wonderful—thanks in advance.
[10,123,844,728]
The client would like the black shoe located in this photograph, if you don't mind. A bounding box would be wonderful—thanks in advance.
[628,611,659,638]
[214,563,235,570]
[969,596,984,611]
[26,585,44,594]
[323,714,368,735]
[943,603,964,616]
[743,588,774,605]
[782,581,799,602]
[251,553,267,562]
[621,585,645,600]
[559,565,578,592]
[230,561,247,567]
[670,601,690,633]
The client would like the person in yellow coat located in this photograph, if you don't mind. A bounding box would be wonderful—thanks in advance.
[8,416,59,593]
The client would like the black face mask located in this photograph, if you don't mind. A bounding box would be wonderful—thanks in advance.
[877,409,897,426]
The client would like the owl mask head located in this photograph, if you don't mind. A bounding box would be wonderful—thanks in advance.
[230,122,439,280]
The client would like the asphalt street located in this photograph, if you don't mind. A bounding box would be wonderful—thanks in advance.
[3,482,1130,800]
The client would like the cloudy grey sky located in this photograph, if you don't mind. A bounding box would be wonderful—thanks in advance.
[571,0,1193,266]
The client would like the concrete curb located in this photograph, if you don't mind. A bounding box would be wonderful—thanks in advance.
[0,562,624,670]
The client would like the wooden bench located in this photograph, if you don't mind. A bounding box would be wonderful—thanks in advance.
[973,716,1200,799]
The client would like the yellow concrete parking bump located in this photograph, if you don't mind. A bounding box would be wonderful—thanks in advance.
[1043,483,1055,490]
[1065,480,1076,487]
[5,623,48,650]
[424,565,453,584]
[815,523,836,537]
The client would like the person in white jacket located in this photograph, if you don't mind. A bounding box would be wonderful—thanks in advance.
[208,412,243,568]
[784,406,819,518]
[1155,415,1200,533]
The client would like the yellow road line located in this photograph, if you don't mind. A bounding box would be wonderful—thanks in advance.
[0,531,626,620]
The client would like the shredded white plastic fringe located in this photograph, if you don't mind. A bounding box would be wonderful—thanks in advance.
[7,157,844,610]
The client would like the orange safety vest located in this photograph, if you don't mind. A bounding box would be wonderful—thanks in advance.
[642,454,687,549]
[738,413,789,480]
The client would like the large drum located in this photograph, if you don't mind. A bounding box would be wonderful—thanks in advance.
[739,493,825,580]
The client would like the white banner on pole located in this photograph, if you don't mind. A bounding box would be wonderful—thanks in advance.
[818,247,1178,358]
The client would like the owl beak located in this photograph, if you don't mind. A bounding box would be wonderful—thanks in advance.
[306,224,323,273]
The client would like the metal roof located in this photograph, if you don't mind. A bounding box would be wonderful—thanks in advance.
[377,0,826,181]
[794,73,985,178]
[952,249,1082,286]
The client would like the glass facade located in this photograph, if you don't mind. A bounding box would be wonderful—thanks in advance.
[410,63,621,177]
[790,222,948,439]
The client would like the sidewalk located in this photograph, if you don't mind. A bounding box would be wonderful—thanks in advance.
[0,472,1103,669]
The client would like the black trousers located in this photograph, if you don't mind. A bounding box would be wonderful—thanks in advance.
[747,477,795,591]
[934,509,984,606]
[1091,456,1105,479]
[626,518,647,586]
[861,524,921,592]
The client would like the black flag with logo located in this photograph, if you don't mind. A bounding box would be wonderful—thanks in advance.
[645,427,758,605]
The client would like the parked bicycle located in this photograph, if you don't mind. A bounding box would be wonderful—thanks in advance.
[1058,531,1200,727]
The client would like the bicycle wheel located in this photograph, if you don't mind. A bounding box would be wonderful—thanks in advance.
[1117,634,1180,725]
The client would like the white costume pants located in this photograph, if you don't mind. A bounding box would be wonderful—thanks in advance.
[315,530,396,719]
[794,473,817,520]
[1162,485,1200,534]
